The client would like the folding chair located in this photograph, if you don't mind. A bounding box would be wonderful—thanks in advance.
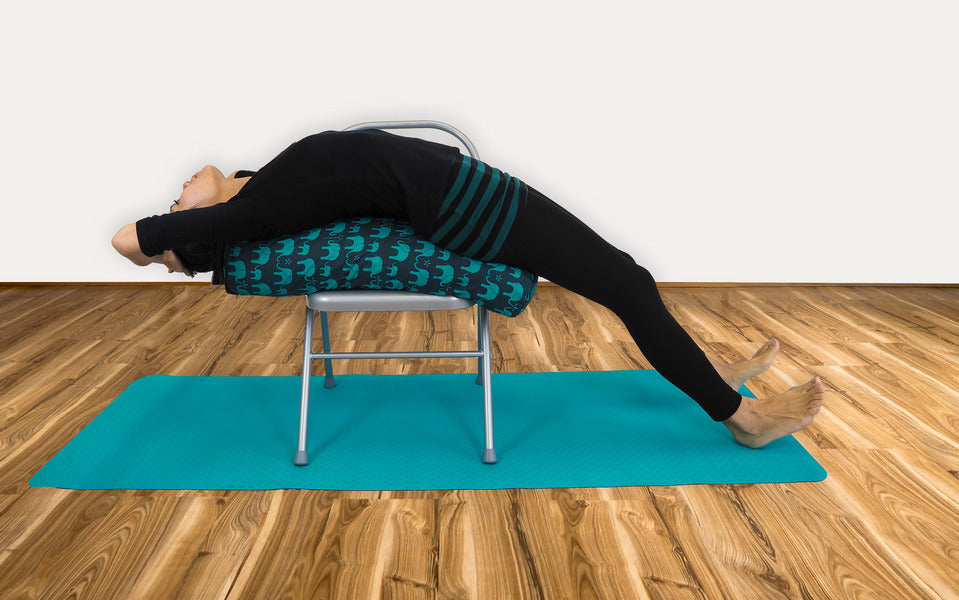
[295,121,496,467]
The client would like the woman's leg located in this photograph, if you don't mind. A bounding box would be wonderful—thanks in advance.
[493,186,744,421]
[493,186,824,445]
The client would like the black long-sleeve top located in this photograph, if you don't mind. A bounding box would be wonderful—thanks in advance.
[135,129,461,282]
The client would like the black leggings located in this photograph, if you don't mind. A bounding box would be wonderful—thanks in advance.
[491,186,743,422]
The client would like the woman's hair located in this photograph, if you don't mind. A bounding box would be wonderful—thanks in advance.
[172,243,215,277]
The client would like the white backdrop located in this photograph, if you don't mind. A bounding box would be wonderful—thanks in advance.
[1,0,956,283]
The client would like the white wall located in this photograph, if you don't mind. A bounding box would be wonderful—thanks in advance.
[2,0,956,283]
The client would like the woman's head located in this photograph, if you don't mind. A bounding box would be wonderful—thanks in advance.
[164,166,252,275]
[170,165,228,213]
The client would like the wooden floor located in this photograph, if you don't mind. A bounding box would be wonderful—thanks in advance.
[0,284,957,599]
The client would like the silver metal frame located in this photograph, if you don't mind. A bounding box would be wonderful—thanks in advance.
[295,120,497,467]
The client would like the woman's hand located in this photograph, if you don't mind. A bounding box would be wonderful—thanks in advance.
[156,250,192,275]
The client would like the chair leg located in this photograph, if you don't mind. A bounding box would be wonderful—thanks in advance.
[295,305,315,466]
[478,307,496,464]
[475,308,484,386]
[320,311,336,388]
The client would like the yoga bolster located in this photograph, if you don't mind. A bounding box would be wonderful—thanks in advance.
[221,217,537,317]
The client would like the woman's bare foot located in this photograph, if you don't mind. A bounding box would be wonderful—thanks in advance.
[723,377,825,448]
[710,339,780,392]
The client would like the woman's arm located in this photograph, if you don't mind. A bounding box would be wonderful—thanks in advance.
[112,223,153,266]
[112,223,197,275]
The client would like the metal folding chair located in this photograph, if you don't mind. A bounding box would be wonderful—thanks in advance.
[295,121,496,467]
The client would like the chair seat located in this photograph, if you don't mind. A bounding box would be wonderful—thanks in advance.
[307,289,476,312]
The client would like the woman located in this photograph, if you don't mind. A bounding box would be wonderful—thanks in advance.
[113,128,824,448]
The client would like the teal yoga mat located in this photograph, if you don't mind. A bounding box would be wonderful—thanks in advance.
[30,372,825,490]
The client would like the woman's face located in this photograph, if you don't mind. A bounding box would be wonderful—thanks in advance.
[170,165,225,212]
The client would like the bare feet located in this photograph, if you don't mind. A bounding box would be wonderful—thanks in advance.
[723,377,825,448]
[710,339,780,392]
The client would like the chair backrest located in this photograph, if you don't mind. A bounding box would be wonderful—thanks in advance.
[342,120,480,160]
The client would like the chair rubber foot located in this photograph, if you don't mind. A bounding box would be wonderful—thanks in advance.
[294,450,309,466]
[324,377,336,389]
[483,448,497,464]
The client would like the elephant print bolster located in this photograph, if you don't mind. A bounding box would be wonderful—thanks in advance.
[222,217,537,317]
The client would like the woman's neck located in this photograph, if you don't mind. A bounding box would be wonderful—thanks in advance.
[217,175,251,204]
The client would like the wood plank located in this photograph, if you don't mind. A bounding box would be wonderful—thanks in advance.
[1,285,958,599]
